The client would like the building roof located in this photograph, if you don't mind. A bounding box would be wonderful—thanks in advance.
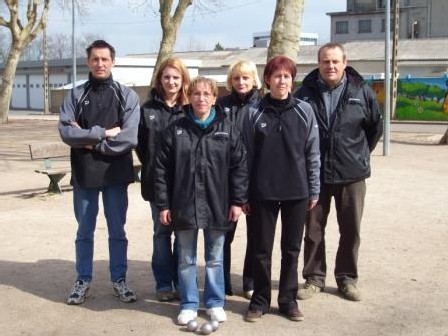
[126,38,448,67]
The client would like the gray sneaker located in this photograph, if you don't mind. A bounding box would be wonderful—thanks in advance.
[67,280,90,305]
[113,280,137,303]
[338,284,361,301]
[297,282,322,300]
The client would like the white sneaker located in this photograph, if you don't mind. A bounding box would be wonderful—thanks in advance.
[177,309,197,325]
[206,307,227,322]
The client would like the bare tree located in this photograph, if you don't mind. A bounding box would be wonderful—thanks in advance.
[47,32,103,60]
[137,0,223,87]
[0,30,9,63]
[21,35,43,61]
[0,0,50,124]
[150,0,192,88]
[267,0,304,62]
[75,32,104,56]
[48,33,70,59]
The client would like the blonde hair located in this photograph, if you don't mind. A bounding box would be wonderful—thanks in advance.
[188,77,218,98]
[225,60,262,91]
[154,57,191,105]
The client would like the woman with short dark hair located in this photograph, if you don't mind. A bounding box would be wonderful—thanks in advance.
[243,55,320,323]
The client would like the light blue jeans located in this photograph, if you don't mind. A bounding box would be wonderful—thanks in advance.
[150,202,178,292]
[73,183,128,283]
[176,229,225,310]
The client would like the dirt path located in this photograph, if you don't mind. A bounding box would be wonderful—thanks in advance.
[1,118,447,336]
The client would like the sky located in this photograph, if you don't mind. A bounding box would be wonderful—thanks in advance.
[47,0,347,56]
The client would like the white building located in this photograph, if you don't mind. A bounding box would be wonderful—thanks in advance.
[253,31,319,47]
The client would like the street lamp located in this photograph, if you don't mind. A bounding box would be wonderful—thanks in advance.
[411,20,418,39]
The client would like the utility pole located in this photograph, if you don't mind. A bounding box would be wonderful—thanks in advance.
[383,0,391,156]
[391,0,400,120]
[43,25,49,114]
[72,0,77,87]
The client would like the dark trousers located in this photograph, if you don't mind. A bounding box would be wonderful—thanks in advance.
[303,180,366,288]
[249,199,307,313]
[223,216,254,294]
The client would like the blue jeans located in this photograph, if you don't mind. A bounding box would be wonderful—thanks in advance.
[150,202,178,292]
[176,229,225,310]
[73,183,129,283]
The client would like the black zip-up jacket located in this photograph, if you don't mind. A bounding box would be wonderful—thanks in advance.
[136,89,184,201]
[59,74,140,188]
[217,88,261,131]
[295,66,383,184]
[243,93,320,201]
[155,105,248,231]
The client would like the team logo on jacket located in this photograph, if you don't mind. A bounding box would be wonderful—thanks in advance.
[213,131,229,140]
[149,115,155,120]
[260,122,267,128]
[84,100,90,105]
[224,107,230,113]
[176,129,183,135]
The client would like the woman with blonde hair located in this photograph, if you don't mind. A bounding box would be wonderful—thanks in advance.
[136,57,190,302]
[217,60,261,299]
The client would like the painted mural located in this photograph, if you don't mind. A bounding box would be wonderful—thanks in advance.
[370,76,448,121]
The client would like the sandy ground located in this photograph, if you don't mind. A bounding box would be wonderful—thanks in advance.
[0,117,447,336]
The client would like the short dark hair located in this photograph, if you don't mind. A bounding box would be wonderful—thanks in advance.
[86,40,116,60]
[263,55,297,89]
[318,42,346,62]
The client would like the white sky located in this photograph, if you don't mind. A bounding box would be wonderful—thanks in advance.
[47,0,347,56]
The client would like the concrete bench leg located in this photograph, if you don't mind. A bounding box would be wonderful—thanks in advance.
[47,173,66,193]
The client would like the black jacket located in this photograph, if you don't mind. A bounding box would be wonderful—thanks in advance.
[59,74,140,188]
[294,66,383,184]
[136,89,184,201]
[243,93,320,201]
[155,105,248,231]
[217,89,261,131]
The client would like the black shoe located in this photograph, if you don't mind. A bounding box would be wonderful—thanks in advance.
[245,309,262,322]
[279,307,304,322]
[225,283,233,296]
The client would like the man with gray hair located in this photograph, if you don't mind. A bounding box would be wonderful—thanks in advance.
[294,42,383,301]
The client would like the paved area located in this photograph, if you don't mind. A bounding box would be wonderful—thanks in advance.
[0,115,447,336]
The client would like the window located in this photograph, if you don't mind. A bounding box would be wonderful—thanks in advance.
[336,21,349,34]
[358,20,372,33]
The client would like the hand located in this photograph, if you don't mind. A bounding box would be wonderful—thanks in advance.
[70,121,81,128]
[228,205,243,222]
[105,126,121,138]
[308,199,318,210]
[242,203,251,215]
[84,145,93,150]
[160,209,172,225]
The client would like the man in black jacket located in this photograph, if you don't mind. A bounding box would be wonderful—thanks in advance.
[59,40,140,305]
[294,43,383,301]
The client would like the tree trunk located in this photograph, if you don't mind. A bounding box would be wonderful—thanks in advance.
[267,0,304,62]
[150,0,192,89]
[0,42,23,124]
[0,0,50,124]
[440,127,448,145]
